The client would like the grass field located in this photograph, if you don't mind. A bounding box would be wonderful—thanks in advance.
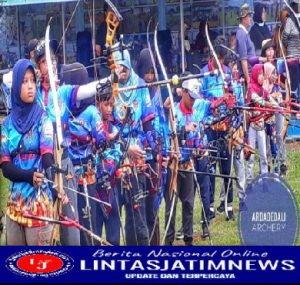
[0,143,300,245]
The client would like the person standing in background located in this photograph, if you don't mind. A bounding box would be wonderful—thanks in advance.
[282,0,300,103]
[95,2,111,79]
[250,3,272,56]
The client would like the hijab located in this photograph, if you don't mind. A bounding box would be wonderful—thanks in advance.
[10,59,43,134]
[263,62,275,93]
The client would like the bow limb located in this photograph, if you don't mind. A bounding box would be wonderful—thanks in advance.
[104,0,129,110]
[147,18,167,245]
[45,20,65,245]
[154,23,179,245]
[205,22,225,82]
[278,27,292,140]
[23,213,111,246]
[206,22,234,219]
[154,23,179,199]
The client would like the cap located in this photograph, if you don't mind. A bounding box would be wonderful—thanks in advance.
[27,38,39,53]
[261,39,274,57]
[34,39,59,63]
[112,43,131,70]
[182,78,201,99]
[238,3,254,20]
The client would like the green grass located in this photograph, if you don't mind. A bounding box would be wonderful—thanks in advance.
[0,171,8,215]
[1,147,299,245]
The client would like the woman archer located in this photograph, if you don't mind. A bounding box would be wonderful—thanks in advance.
[0,59,57,245]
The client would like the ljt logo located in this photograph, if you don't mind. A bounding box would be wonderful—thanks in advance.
[30,257,52,270]
[17,254,63,274]
[6,250,74,278]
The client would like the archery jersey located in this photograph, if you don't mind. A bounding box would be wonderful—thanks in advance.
[96,122,122,183]
[201,62,232,125]
[151,88,170,156]
[231,81,245,107]
[36,84,79,147]
[112,78,155,150]
[174,99,211,163]
[68,105,106,166]
[1,113,54,227]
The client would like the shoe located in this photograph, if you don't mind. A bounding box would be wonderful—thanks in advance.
[209,208,215,221]
[280,164,287,176]
[164,241,173,246]
[201,226,210,239]
[175,229,184,240]
[226,209,235,221]
[184,237,193,246]
[239,200,247,212]
[217,202,225,214]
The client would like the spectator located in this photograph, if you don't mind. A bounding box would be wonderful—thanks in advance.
[250,3,272,55]
[195,20,209,54]
[235,3,256,87]
[282,0,300,102]
[95,2,111,78]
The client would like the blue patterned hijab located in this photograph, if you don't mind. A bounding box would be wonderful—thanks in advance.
[11,59,43,134]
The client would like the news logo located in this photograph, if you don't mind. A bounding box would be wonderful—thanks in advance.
[5,250,74,278]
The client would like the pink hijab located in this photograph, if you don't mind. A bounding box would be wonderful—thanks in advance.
[248,64,264,104]
[263,62,276,93]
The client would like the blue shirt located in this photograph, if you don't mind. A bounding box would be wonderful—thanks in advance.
[113,78,155,150]
[37,84,79,147]
[174,99,211,162]
[151,88,170,156]
[1,113,54,227]
[201,63,231,124]
[68,105,106,165]
[236,24,256,76]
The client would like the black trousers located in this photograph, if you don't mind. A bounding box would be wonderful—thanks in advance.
[164,166,195,244]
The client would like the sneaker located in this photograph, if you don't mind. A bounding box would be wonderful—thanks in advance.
[201,226,210,239]
[175,229,184,240]
[184,237,193,246]
[226,210,235,221]
[209,208,215,221]
[217,202,225,214]
[280,164,287,176]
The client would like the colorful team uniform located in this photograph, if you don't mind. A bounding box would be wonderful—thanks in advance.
[112,80,155,149]
[201,63,232,125]
[1,113,54,227]
[68,105,106,165]
[174,99,211,163]
[37,84,79,146]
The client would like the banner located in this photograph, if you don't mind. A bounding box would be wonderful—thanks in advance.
[1,246,300,283]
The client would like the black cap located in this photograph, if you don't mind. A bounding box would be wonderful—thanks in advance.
[261,39,274,57]
[34,39,59,63]
[28,38,39,53]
